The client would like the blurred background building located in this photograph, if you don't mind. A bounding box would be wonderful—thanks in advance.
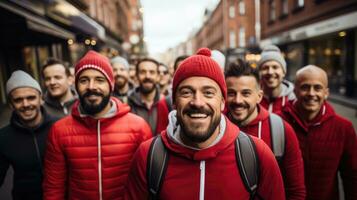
[0,0,146,109]
[163,0,357,104]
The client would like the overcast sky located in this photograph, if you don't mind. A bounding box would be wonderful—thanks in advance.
[141,0,219,56]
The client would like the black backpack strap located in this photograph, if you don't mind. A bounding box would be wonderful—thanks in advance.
[269,113,285,162]
[147,135,169,200]
[235,131,259,199]
[165,95,173,112]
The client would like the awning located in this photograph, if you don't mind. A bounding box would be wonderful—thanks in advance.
[0,1,75,40]
[71,13,105,40]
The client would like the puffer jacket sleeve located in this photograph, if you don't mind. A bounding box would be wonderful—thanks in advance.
[139,118,153,142]
[124,139,152,200]
[339,122,357,200]
[281,121,306,200]
[43,124,67,200]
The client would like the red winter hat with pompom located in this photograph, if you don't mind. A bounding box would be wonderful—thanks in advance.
[172,47,227,101]
[75,50,114,92]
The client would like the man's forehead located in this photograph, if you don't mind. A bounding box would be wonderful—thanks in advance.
[79,69,105,78]
[11,87,40,97]
[296,68,328,87]
[178,77,220,89]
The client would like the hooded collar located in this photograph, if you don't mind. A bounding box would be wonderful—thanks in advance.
[283,100,335,132]
[44,87,77,109]
[244,104,270,127]
[161,110,239,161]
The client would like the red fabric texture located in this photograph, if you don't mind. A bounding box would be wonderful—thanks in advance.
[124,117,285,200]
[260,95,289,114]
[43,97,152,200]
[172,47,227,101]
[75,50,114,91]
[156,97,170,134]
[239,105,305,200]
[280,101,357,200]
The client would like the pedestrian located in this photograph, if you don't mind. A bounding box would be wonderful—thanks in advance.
[0,70,58,200]
[257,45,295,113]
[225,59,305,200]
[41,58,77,118]
[158,62,171,96]
[156,55,189,134]
[43,50,152,200]
[111,56,133,104]
[280,65,357,200]
[124,48,285,200]
[128,57,163,135]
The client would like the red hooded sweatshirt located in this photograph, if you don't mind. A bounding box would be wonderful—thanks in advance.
[43,97,152,200]
[237,105,305,200]
[280,101,357,200]
[124,113,285,200]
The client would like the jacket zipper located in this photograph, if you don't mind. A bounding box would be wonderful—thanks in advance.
[32,132,42,172]
[97,120,103,200]
[199,160,205,200]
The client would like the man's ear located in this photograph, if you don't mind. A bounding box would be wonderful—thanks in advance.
[221,99,225,111]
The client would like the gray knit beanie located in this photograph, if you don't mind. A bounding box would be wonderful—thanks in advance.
[6,70,42,95]
[111,56,129,70]
[258,45,287,72]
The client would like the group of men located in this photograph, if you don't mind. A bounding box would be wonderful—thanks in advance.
[0,45,356,200]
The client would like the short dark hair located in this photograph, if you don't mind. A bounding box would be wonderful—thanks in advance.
[174,55,189,71]
[41,58,71,78]
[136,58,160,74]
[225,59,260,84]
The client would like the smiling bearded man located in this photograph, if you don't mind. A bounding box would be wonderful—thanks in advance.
[124,48,285,200]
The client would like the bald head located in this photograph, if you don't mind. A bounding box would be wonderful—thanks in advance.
[294,65,329,121]
[295,65,328,87]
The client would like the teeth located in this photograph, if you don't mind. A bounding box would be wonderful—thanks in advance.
[189,113,207,118]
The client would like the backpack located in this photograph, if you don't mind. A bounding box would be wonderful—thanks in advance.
[147,114,285,200]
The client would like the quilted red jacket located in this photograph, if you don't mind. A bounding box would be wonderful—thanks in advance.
[43,97,152,200]
[280,101,357,200]
[124,116,285,200]
[238,105,305,200]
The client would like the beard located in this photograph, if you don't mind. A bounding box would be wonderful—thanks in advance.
[115,75,128,90]
[227,102,256,126]
[79,90,111,115]
[177,105,221,143]
[139,78,156,94]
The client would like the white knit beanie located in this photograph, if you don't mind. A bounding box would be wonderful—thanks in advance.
[6,70,42,95]
[258,45,287,72]
[111,56,130,70]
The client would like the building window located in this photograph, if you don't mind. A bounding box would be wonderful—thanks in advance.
[239,27,246,47]
[229,5,235,18]
[229,30,236,48]
[269,0,276,22]
[281,0,288,16]
[239,0,245,15]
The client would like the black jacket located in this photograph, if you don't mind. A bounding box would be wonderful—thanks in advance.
[0,108,58,200]
[43,88,77,118]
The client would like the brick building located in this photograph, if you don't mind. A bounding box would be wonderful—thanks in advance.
[260,0,357,99]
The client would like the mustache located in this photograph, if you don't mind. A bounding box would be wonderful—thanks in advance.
[20,106,35,112]
[115,75,127,79]
[229,102,249,109]
[183,106,212,115]
[82,91,104,98]
[142,78,155,84]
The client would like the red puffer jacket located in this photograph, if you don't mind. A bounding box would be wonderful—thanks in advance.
[43,97,152,200]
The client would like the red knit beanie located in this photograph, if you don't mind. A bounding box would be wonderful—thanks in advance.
[172,47,227,101]
[75,50,114,91]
